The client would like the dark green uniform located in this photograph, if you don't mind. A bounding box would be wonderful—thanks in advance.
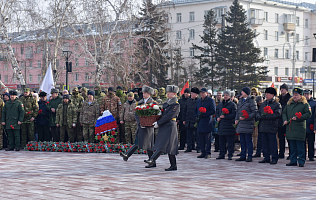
[46,95,62,141]
[71,88,84,142]
[0,98,4,149]
[19,94,39,147]
[2,98,24,149]
[56,101,77,142]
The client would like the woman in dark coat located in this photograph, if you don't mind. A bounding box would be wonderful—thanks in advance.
[145,85,180,171]
[215,91,237,160]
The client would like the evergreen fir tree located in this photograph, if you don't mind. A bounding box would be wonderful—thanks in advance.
[134,0,169,88]
[192,9,218,90]
[216,0,266,91]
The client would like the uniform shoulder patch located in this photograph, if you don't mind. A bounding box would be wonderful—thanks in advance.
[309,106,312,111]
[173,105,178,111]
[21,104,24,107]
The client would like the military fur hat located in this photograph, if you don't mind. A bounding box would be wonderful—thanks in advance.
[265,87,277,96]
[142,85,154,95]
[166,85,179,93]
[191,87,199,94]
[39,91,47,97]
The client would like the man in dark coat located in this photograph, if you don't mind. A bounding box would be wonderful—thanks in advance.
[178,88,190,150]
[277,83,291,159]
[215,91,237,160]
[36,92,51,141]
[257,87,282,164]
[2,90,24,151]
[235,87,257,162]
[195,88,216,159]
[46,88,62,142]
[183,87,200,153]
[120,85,158,168]
[145,85,180,171]
[303,89,316,161]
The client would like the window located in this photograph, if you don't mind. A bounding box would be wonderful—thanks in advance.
[63,42,70,51]
[275,49,279,58]
[189,12,195,22]
[284,14,295,23]
[29,74,33,82]
[274,67,278,76]
[75,43,79,51]
[75,73,79,81]
[296,51,299,60]
[56,60,59,68]
[189,29,195,40]
[21,47,24,55]
[38,74,41,82]
[176,13,182,22]
[4,62,7,70]
[37,60,41,68]
[214,7,227,20]
[264,12,268,21]
[37,47,41,54]
[264,30,268,40]
[275,31,278,41]
[5,75,8,83]
[85,73,89,81]
[75,58,79,67]
[296,34,299,43]
[305,52,309,61]
[189,47,194,57]
[296,17,299,26]
[275,13,279,23]
[25,46,33,59]
[305,36,308,45]
[176,31,182,40]
[29,61,32,68]
[286,33,290,42]
[264,48,268,56]
[85,59,89,66]
[285,49,290,59]
[305,19,308,28]
[285,68,289,76]
[20,61,24,69]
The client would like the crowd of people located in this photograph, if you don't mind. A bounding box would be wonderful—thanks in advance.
[0,83,315,169]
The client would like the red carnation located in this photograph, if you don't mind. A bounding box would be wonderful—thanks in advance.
[68,149,71,152]
[73,148,77,152]
[27,111,31,115]
[161,109,164,112]
[64,149,67,152]
[310,124,314,131]
[27,144,30,147]
[53,149,56,152]
[146,106,150,109]
[30,144,33,147]
[100,141,104,144]
[111,138,115,142]
[108,144,111,148]
[199,107,207,113]
[110,149,112,152]
[97,135,101,140]
[38,109,42,114]
[102,148,105,152]
[27,147,30,150]
[222,108,229,115]
[10,125,14,129]
[45,102,49,105]
[31,148,34,151]
[111,131,116,136]
[144,150,147,154]
[295,112,302,119]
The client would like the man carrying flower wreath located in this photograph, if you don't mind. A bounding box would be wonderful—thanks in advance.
[283,87,311,167]
[256,87,282,165]
[235,87,257,162]
[120,85,158,168]
[215,91,237,160]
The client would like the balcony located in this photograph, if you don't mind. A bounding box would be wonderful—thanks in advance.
[284,23,295,31]
[250,18,264,26]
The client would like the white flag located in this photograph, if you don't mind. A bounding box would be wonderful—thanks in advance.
[39,63,54,97]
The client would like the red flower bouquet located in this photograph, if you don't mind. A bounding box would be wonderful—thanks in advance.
[215,108,230,128]
[255,106,273,127]
[38,109,42,114]
[233,110,249,128]
[283,112,303,131]
[198,107,207,113]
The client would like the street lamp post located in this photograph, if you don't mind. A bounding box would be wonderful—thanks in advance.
[62,50,72,91]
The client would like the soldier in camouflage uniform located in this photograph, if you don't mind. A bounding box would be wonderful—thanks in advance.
[71,87,84,142]
[120,92,137,144]
[0,97,4,149]
[80,91,100,143]
[158,87,167,104]
[94,86,106,109]
[56,94,77,142]
[152,89,159,101]
[116,86,128,143]
[101,87,122,141]
[81,87,88,101]
[20,88,39,147]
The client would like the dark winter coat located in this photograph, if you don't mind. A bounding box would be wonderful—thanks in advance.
[195,96,216,133]
[282,96,311,141]
[306,98,316,133]
[215,99,237,136]
[46,95,63,127]
[235,96,257,134]
[177,95,188,131]
[183,97,199,129]
[257,97,282,134]
[2,98,25,130]
[154,96,180,155]
[278,93,292,127]
[135,97,157,150]
[36,100,49,125]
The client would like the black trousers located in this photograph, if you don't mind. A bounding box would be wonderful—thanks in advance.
[261,132,278,162]
[219,135,234,157]
[37,125,51,142]
[277,127,287,157]
[199,132,211,155]
[305,132,315,159]
[51,126,60,142]
[214,134,219,151]
[179,124,187,148]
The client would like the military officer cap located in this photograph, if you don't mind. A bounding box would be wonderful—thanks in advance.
[51,88,59,94]
[293,87,303,95]
[72,87,78,92]
[127,92,134,97]
[142,85,154,95]
[63,94,70,99]
[303,89,312,95]
[9,90,17,96]
[24,88,30,92]
[39,91,47,97]
[116,86,123,90]
[108,87,114,92]
[166,85,179,93]
[88,91,95,96]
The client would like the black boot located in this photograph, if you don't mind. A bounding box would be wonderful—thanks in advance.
[165,154,177,171]
[145,150,156,168]
[120,145,138,161]
[144,151,162,165]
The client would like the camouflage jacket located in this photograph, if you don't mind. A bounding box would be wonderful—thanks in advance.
[120,99,136,122]
[100,94,122,119]
[55,101,77,128]
[0,98,4,119]
[95,92,106,107]
[71,93,84,113]
[80,100,100,125]
[117,93,128,105]
[19,94,39,122]
[81,93,88,101]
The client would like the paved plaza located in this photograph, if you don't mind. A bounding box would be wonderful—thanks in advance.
[1,149,316,199]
